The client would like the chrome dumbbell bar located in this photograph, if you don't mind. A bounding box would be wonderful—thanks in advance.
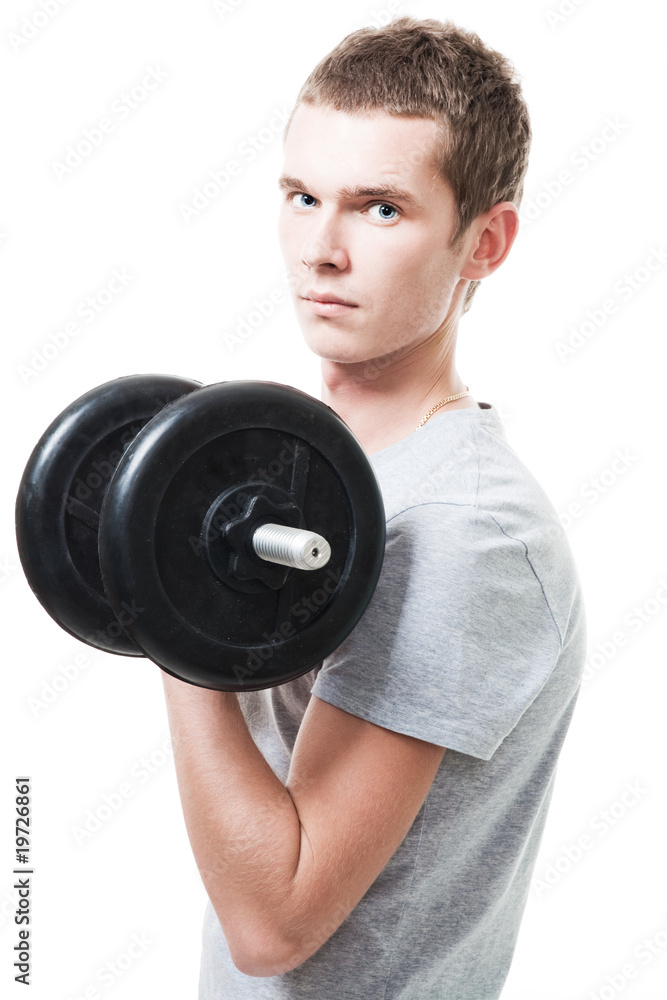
[251,523,331,571]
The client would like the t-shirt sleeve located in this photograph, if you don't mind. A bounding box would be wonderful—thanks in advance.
[310,502,563,760]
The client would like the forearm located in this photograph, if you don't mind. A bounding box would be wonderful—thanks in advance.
[161,672,303,969]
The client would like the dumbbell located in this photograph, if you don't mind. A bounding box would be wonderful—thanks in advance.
[15,375,386,691]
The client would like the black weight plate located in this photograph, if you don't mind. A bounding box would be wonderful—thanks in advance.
[16,374,202,655]
[99,381,386,690]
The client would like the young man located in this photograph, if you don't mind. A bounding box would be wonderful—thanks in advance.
[162,17,587,998]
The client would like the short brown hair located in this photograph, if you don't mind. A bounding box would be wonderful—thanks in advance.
[284,16,531,314]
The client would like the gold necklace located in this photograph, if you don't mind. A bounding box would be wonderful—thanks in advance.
[416,387,471,430]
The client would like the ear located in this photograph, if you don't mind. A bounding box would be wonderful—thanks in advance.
[459,202,520,281]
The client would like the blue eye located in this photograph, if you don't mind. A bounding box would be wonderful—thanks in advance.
[292,193,316,208]
[288,193,399,221]
[369,203,398,221]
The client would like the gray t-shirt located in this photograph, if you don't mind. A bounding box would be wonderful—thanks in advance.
[198,402,587,999]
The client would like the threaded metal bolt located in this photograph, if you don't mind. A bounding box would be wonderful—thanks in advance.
[252,522,331,571]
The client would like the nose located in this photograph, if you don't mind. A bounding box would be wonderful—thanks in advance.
[300,213,349,270]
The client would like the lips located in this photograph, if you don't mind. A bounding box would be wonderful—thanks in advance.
[302,291,357,306]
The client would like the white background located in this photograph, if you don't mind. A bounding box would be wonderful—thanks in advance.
[1,0,666,998]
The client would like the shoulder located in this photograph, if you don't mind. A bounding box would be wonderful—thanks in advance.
[371,409,484,515]
[370,404,549,518]
[382,500,549,604]
[381,498,579,658]
[368,406,583,640]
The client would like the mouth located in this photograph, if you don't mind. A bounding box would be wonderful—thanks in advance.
[301,292,358,316]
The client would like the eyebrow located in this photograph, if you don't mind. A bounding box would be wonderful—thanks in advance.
[278,174,419,207]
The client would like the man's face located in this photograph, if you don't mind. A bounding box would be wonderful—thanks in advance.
[278,103,467,367]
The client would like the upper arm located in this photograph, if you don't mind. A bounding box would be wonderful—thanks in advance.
[270,693,446,974]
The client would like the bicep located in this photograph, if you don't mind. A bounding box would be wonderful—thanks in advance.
[277,693,446,971]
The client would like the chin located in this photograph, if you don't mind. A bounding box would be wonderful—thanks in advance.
[297,325,345,359]
[300,332,366,365]
[297,312,401,366]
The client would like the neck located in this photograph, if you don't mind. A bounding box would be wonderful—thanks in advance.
[320,323,473,454]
